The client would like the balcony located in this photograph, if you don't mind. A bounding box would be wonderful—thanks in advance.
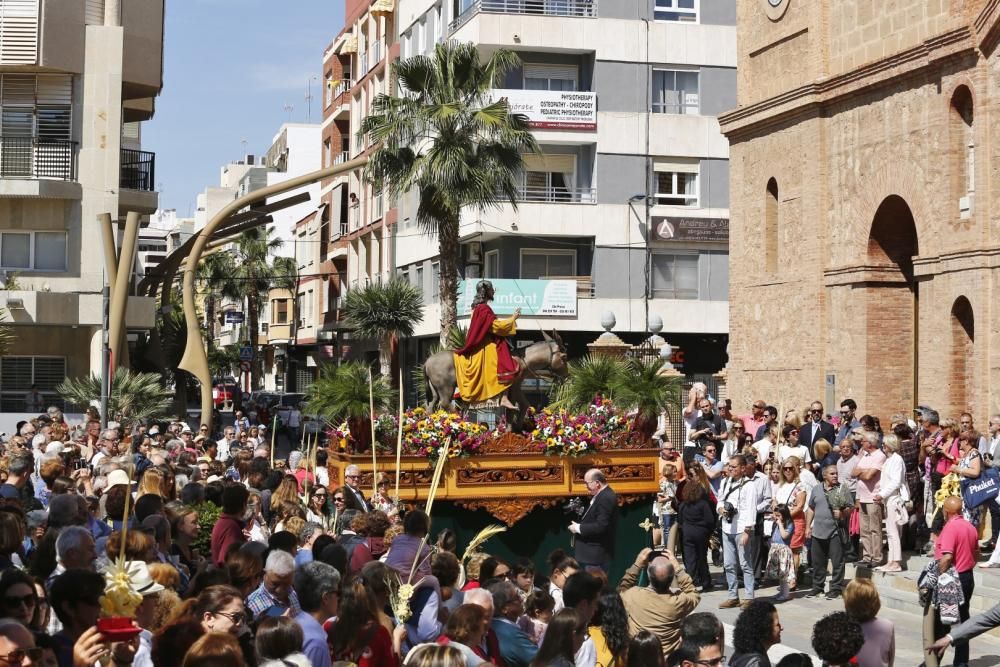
[349,204,361,232]
[331,78,353,101]
[451,0,597,32]
[119,148,158,214]
[370,41,383,72]
[516,184,595,203]
[333,151,350,165]
[120,149,155,191]
[0,137,77,181]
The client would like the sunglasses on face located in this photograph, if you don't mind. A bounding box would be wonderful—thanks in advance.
[782,467,794,471]
[0,648,44,665]
[333,496,345,502]
[215,610,246,626]
[810,409,823,414]
[2,594,34,608]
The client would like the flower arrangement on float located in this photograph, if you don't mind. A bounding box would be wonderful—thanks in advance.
[396,407,490,460]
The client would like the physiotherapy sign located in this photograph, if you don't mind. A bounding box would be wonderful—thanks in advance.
[458,279,578,317]
[493,89,597,130]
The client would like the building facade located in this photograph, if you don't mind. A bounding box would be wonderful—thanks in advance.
[0,0,163,411]
[393,0,736,387]
[720,0,1000,420]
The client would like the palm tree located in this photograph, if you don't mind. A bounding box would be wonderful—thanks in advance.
[551,355,629,413]
[613,358,683,441]
[57,368,173,430]
[197,252,238,350]
[361,41,539,347]
[223,227,297,389]
[304,361,396,452]
[0,307,13,357]
[342,277,424,379]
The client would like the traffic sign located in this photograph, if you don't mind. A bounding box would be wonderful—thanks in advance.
[238,346,253,361]
[239,360,251,373]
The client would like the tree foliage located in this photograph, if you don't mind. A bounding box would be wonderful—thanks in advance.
[57,368,173,429]
[361,41,538,346]
[0,307,13,357]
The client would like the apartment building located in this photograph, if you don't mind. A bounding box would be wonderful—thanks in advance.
[0,0,163,412]
[305,0,400,370]
[392,0,735,381]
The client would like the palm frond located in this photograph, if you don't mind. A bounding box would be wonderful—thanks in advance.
[461,524,508,563]
[551,355,628,412]
[57,368,173,428]
[612,358,683,422]
[305,361,396,423]
[342,278,424,340]
[0,307,14,357]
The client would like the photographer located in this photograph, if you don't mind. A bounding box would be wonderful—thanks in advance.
[617,547,699,655]
[691,398,726,462]
[717,455,761,609]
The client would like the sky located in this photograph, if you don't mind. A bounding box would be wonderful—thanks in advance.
[143,0,343,217]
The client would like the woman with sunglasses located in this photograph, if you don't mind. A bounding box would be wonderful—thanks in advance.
[0,570,37,628]
[774,457,807,582]
[306,486,335,532]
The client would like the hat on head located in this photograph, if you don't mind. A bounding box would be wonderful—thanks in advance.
[148,426,159,436]
[26,509,47,529]
[107,469,131,489]
[193,435,207,444]
[181,424,193,434]
[105,561,164,597]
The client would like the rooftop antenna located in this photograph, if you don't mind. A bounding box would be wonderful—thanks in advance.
[283,103,295,123]
[240,138,248,160]
[305,75,318,123]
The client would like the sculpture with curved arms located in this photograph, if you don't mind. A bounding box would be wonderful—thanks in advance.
[178,156,369,431]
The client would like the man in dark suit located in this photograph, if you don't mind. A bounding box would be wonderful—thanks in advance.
[569,468,618,572]
[800,400,836,461]
[343,464,371,511]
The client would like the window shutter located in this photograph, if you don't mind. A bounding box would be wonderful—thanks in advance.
[85,0,105,25]
[522,153,575,173]
[523,63,578,82]
[0,0,38,65]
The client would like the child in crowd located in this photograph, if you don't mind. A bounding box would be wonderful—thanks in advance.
[765,504,796,601]
[655,463,678,550]
[519,588,555,645]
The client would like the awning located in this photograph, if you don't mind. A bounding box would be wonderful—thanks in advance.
[371,0,395,16]
[339,35,358,55]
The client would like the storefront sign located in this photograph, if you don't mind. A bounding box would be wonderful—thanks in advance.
[458,279,577,317]
[653,217,730,242]
[493,89,597,130]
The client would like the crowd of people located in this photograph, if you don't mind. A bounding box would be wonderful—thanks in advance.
[646,384,1000,667]
[0,388,995,666]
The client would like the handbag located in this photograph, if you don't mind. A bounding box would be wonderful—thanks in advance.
[849,506,860,536]
[960,464,1000,508]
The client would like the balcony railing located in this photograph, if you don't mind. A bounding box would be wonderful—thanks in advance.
[451,0,597,31]
[370,41,383,72]
[334,151,349,165]
[120,149,155,191]
[516,184,596,203]
[0,137,77,180]
[358,51,369,75]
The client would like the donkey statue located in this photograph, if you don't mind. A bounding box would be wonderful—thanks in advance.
[423,330,570,433]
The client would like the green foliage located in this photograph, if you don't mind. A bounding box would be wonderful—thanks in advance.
[612,358,683,424]
[191,501,221,556]
[446,324,468,350]
[208,345,240,379]
[551,355,629,412]
[57,368,173,428]
[305,361,396,423]
[342,278,424,341]
[361,41,538,345]
[0,307,13,357]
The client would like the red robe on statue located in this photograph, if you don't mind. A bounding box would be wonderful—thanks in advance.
[453,303,519,402]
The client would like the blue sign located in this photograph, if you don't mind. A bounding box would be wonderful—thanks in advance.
[224,311,245,325]
[238,346,253,362]
[457,279,577,317]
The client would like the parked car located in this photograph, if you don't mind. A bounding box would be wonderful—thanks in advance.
[212,378,241,411]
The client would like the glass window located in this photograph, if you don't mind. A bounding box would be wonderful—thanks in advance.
[652,70,699,114]
[655,0,698,22]
[275,299,289,324]
[0,232,29,268]
[655,171,699,207]
[520,250,576,279]
[415,266,424,297]
[651,254,699,299]
[431,262,440,303]
[485,250,499,279]
[34,232,66,271]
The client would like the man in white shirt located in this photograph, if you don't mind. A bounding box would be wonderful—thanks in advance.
[681,384,707,463]
[717,455,761,609]
[216,426,236,463]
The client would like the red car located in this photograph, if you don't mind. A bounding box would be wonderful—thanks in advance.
[212,381,240,410]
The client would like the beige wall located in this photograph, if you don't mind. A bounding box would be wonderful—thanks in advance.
[6,325,98,380]
[722,1,1000,420]
[121,0,164,99]
[39,0,85,74]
